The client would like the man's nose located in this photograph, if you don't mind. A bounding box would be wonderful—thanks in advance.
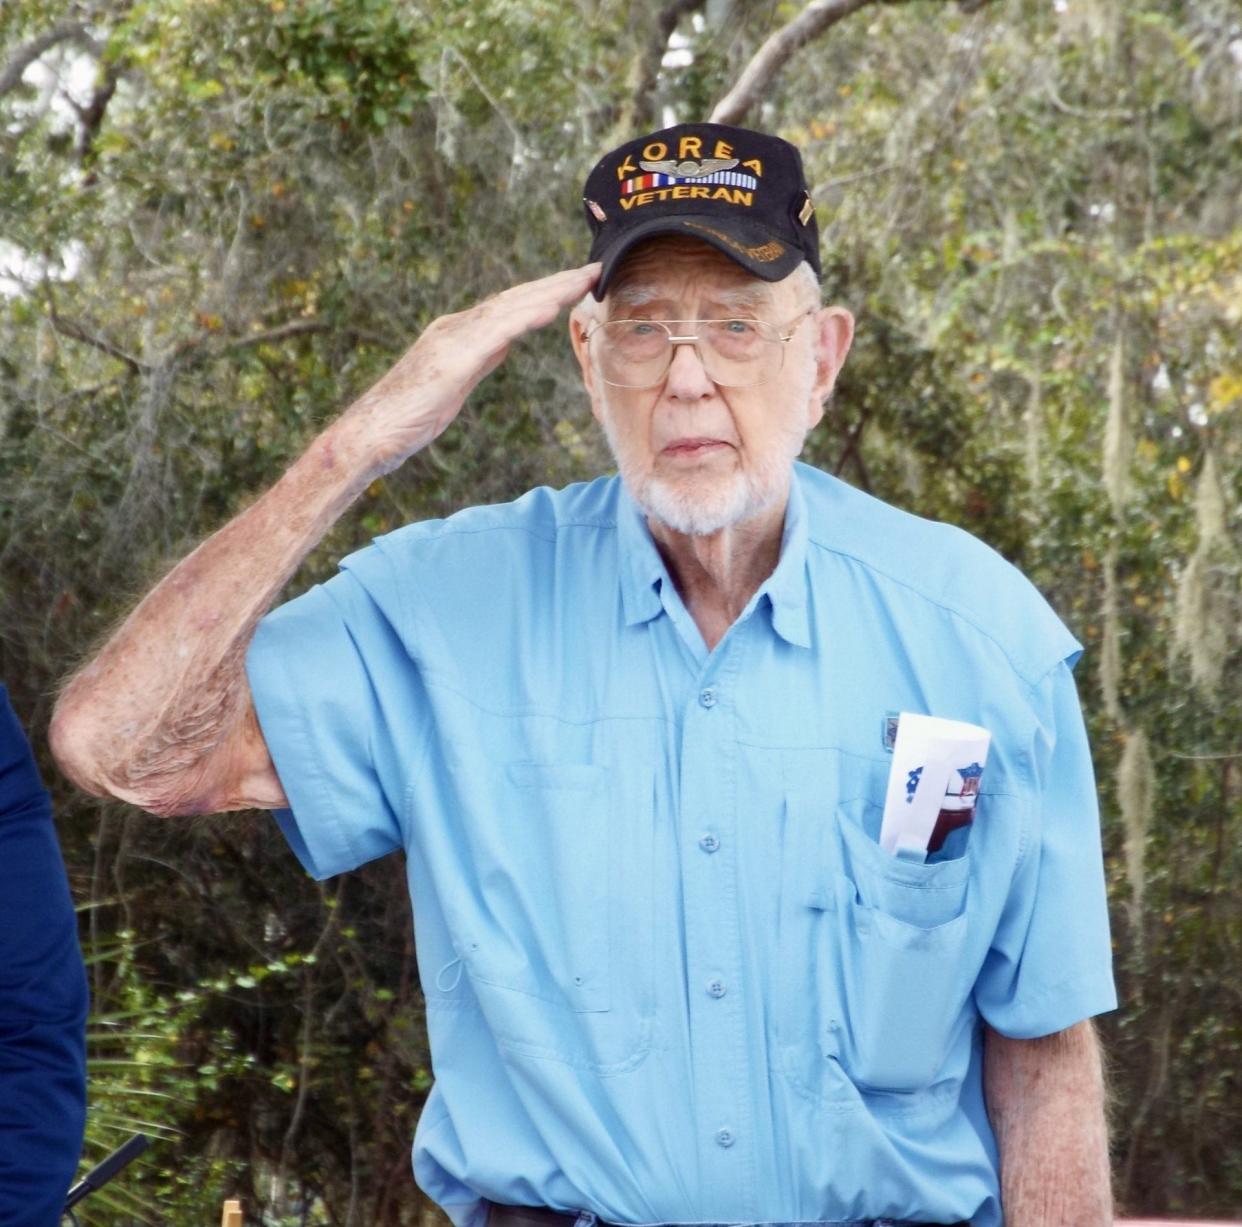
[663,339,716,400]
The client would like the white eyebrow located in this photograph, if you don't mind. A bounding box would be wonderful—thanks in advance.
[709,285,776,314]
[607,282,776,316]
[608,284,666,313]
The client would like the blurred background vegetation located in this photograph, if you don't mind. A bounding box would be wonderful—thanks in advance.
[2,0,1240,1221]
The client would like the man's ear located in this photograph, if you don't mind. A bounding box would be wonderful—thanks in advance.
[806,305,855,426]
[569,309,605,424]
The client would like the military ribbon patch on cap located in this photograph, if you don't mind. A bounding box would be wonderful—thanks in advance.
[621,169,759,196]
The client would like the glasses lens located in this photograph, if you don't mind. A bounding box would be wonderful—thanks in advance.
[609,320,668,361]
[701,319,782,386]
[593,319,786,388]
[595,321,669,387]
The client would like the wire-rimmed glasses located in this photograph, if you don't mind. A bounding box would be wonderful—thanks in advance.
[584,310,815,389]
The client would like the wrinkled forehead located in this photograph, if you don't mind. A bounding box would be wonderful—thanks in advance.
[605,235,781,315]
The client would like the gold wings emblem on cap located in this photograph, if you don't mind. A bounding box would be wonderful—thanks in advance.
[638,157,739,178]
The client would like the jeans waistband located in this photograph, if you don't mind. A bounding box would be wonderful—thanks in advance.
[484,1201,969,1227]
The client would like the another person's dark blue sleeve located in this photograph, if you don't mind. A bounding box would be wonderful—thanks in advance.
[0,685,88,1227]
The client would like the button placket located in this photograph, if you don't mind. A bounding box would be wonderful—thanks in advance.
[682,642,751,1204]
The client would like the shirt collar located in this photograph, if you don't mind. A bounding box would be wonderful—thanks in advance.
[615,469,812,649]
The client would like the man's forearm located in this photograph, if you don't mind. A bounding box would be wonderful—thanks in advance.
[51,418,376,813]
[983,1019,1112,1227]
[50,264,602,816]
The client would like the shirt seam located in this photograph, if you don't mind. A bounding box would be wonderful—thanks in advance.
[1009,658,1066,877]
[382,516,618,549]
[804,535,1070,687]
[408,666,680,727]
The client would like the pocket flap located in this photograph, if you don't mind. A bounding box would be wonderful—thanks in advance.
[835,798,970,930]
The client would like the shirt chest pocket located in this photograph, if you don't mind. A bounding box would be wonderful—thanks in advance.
[445,759,655,1074]
[775,794,975,1102]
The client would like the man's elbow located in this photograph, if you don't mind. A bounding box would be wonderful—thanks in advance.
[48,695,111,799]
[48,697,205,818]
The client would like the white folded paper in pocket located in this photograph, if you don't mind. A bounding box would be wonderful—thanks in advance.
[880,713,991,859]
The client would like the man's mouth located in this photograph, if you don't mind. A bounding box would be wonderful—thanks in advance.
[662,437,730,458]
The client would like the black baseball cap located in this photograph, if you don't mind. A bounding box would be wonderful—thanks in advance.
[581,122,820,301]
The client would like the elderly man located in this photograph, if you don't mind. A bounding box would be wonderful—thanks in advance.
[51,124,1115,1227]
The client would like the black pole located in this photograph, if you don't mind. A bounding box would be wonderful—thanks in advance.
[63,1133,152,1211]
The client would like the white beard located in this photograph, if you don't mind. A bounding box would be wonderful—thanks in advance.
[637,466,779,536]
[599,409,803,537]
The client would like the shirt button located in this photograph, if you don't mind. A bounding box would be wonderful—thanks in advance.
[698,687,717,708]
[706,978,726,998]
[699,834,720,853]
[715,1128,735,1148]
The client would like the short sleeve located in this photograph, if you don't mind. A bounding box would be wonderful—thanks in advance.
[974,659,1118,1037]
[246,564,425,881]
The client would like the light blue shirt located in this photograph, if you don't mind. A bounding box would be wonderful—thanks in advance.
[246,463,1116,1227]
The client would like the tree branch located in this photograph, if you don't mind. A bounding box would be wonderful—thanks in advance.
[225,319,388,351]
[709,0,876,125]
[175,318,335,360]
[0,22,100,100]
[74,61,120,163]
[172,318,392,365]
[48,306,389,379]
[833,408,872,491]
[47,308,150,375]
[710,0,991,126]
[628,0,709,132]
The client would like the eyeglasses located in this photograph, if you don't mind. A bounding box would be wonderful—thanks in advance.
[583,311,815,389]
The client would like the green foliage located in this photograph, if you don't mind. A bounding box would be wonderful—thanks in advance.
[3,0,1241,1221]
[77,927,241,1224]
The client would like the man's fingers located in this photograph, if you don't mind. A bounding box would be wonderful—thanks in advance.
[478,267,600,354]
[485,262,601,331]
[392,262,601,403]
[436,264,597,371]
[507,261,601,298]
